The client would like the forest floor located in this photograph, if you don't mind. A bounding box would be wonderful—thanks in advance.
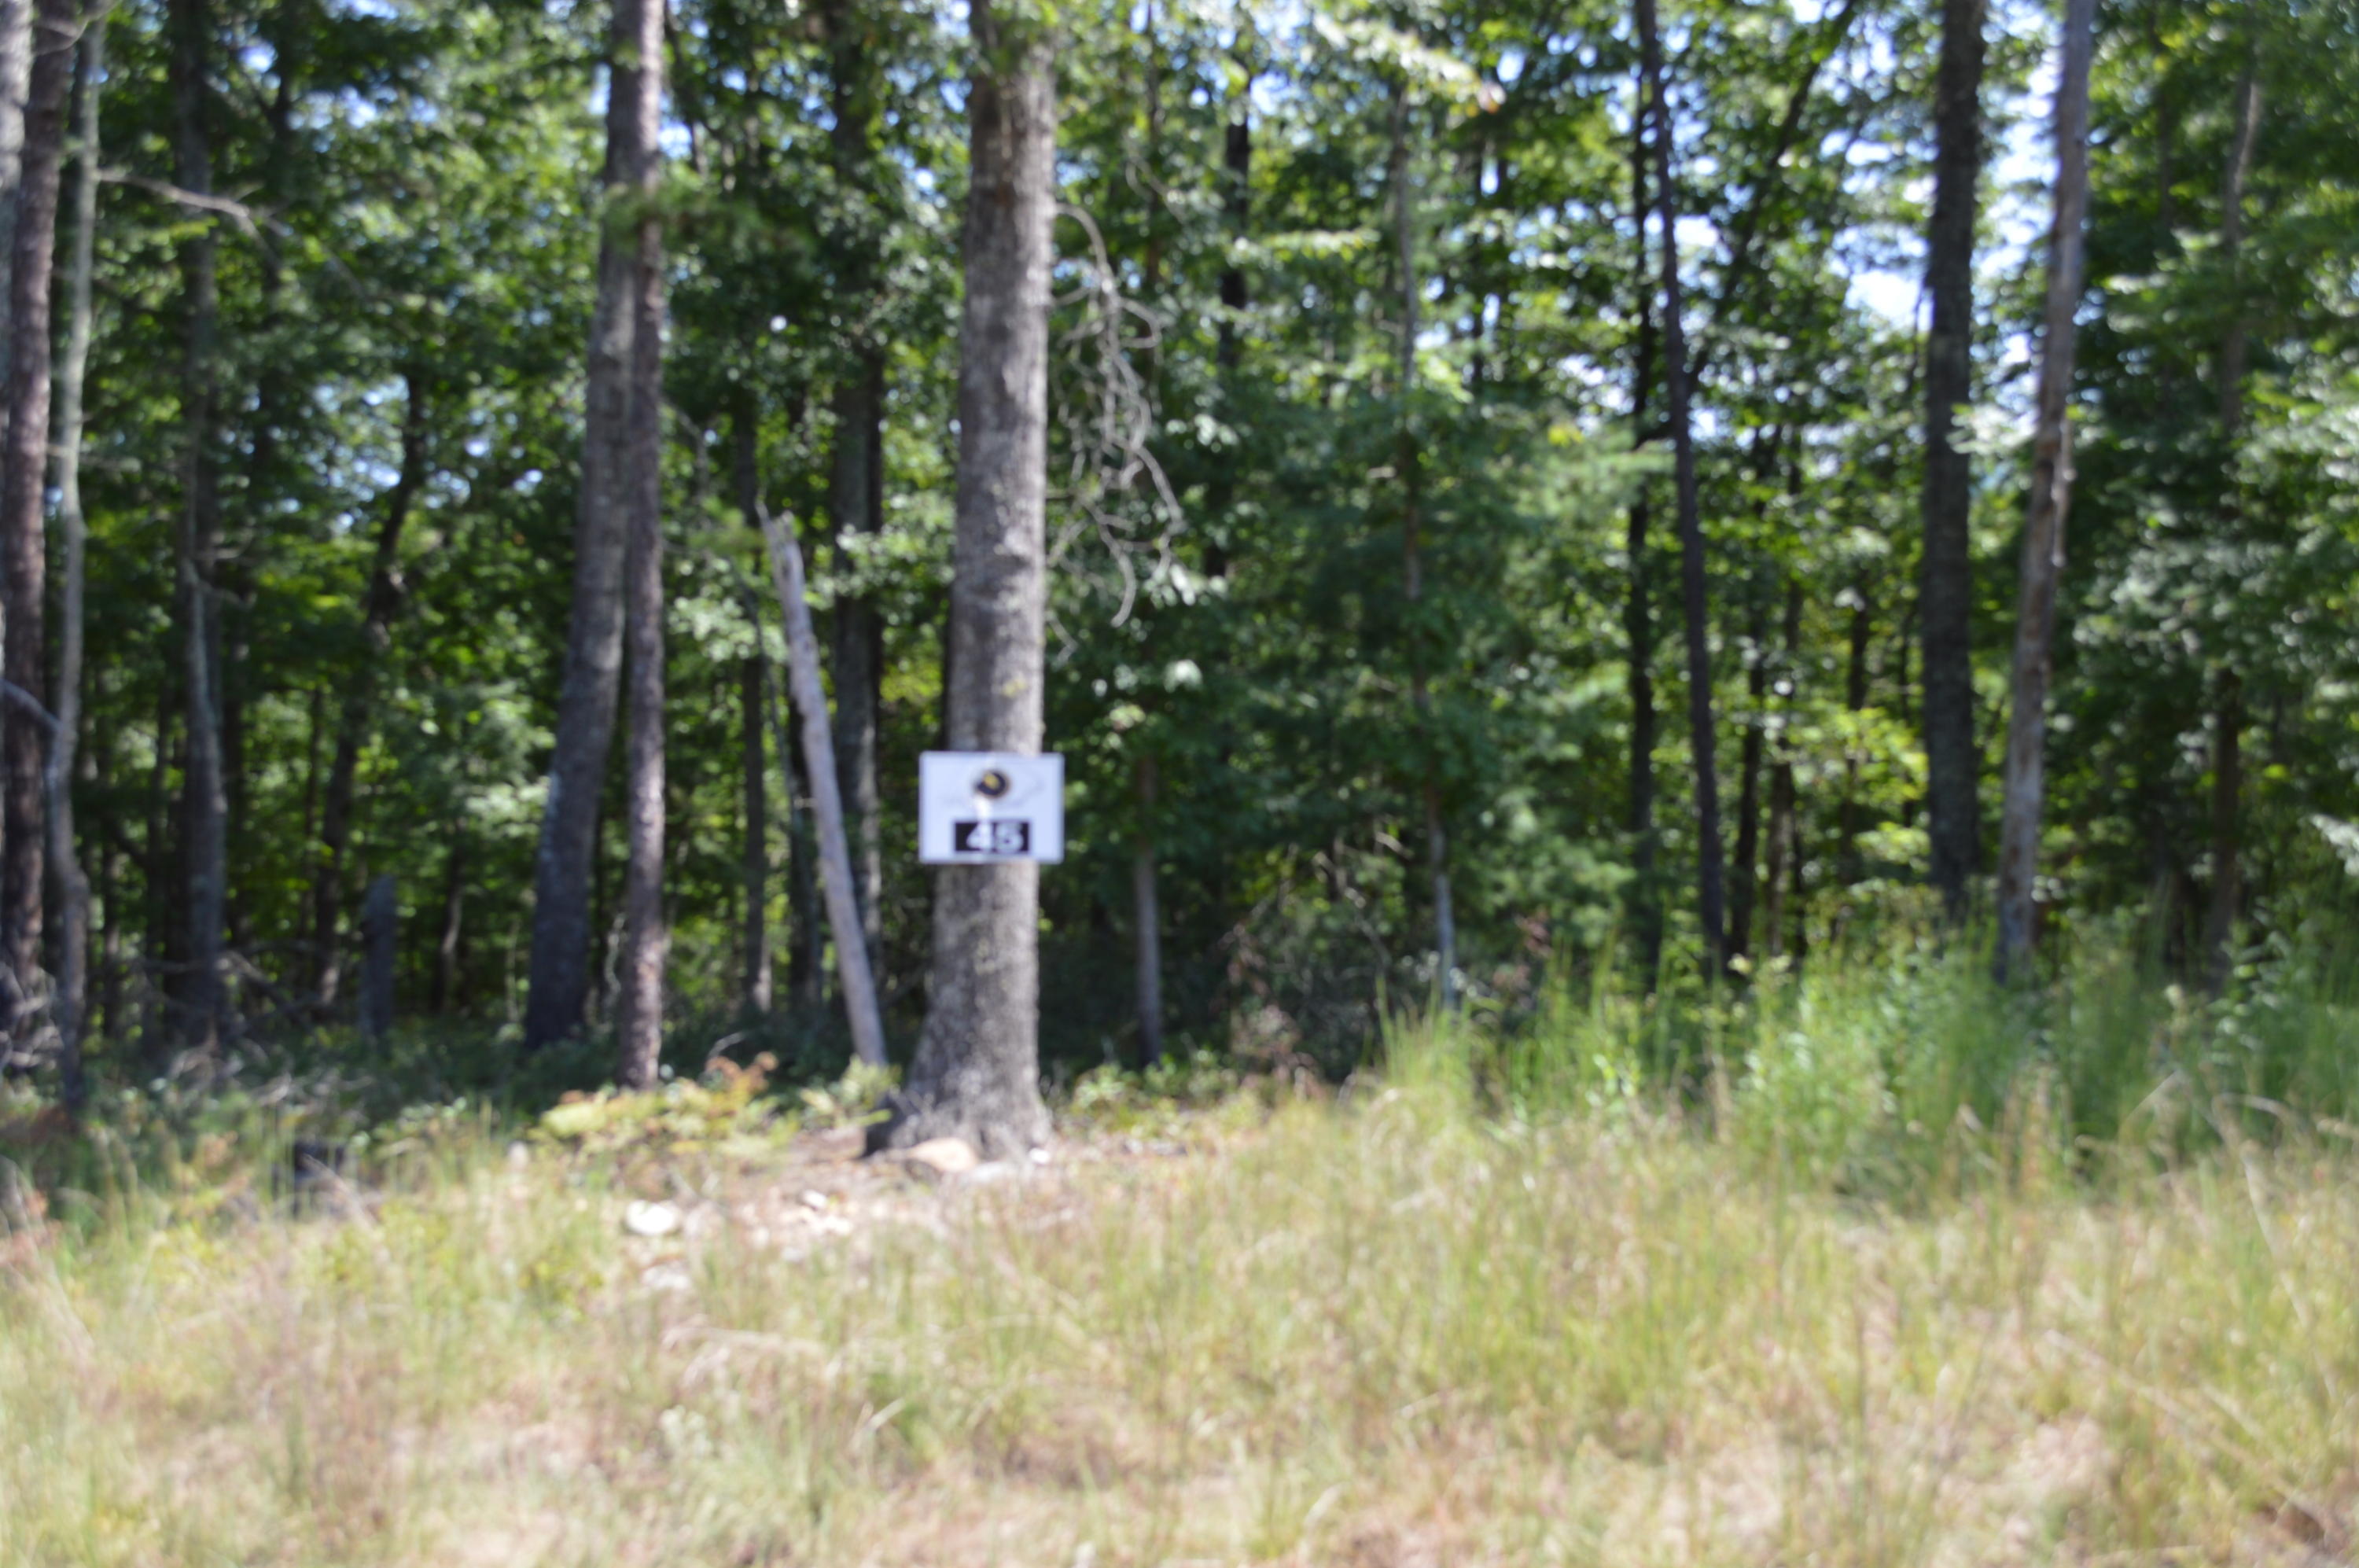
[3,1074,2358,1567]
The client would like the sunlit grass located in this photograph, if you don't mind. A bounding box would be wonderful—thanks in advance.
[5,1053,2357,1566]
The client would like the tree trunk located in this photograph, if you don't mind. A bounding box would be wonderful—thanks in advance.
[1132,752,1162,1064]
[311,372,428,1009]
[1919,0,1985,921]
[1762,580,1801,962]
[1389,82,1456,1012]
[788,720,821,1007]
[1728,590,1768,963]
[1623,75,1662,989]
[1838,581,1871,885]
[170,0,226,1051]
[359,872,395,1040]
[877,0,1056,1158]
[612,0,668,1090]
[823,0,887,970]
[432,830,465,1013]
[2204,45,2261,989]
[521,0,657,1051]
[1216,83,1248,369]
[758,505,887,1069]
[1993,0,2095,982]
[0,0,32,389]
[1637,0,1727,974]
[0,0,69,1037]
[46,2,98,1109]
[739,653,771,1014]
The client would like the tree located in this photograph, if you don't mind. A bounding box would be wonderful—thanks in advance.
[169,0,226,1051]
[46,0,98,1108]
[1994,0,2096,981]
[1919,0,1986,922]
[612,0,669,1088]
[1637,0,1727,975]
[523,0,663,1051]
[874,0,1055,1157]
[0,0,72,1025]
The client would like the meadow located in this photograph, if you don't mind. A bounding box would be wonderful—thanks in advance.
[4,938,2358,1566]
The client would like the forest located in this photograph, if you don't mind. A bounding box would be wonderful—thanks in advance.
[4,0,2359,1557]
[0,0,2339,1116]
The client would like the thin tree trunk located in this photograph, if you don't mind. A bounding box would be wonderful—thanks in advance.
[521,0,655,1051]
[0,0,68,1036]
[1993,0,2096,982]
[46,2,98,1108]
[612,0,668,1090]
[170,0,226,1051]
[432,830,465,1013]
[739,652,771,1014]
[1637,0,1728,974]
[1728,589,1768,963]
[1389,82,1456,1012]
[1762,579,1801,962]
[0,0,31,390]
[879,0,1056,1158]
[1838,581,1871,885]
[1624,75,1662,989]
[758,505,886,1069]
[823,0,886,970]
[1216,75,1248,371]
[2204,44,2260,988]
[1919,0,1986,921]
[1133,752,1162,1064]
[787,716,821,1007]
[359,872,395,1039]
[311,373,427,1009]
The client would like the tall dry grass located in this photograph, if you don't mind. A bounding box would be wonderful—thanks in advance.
[5,1059,2357,1566]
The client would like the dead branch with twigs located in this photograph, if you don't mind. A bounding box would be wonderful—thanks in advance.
[1049,203,1185,635]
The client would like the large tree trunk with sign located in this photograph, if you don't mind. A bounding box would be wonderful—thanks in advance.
[870,0,1054,1159]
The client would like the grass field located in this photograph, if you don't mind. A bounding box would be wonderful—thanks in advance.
[5,1016,2358,1567]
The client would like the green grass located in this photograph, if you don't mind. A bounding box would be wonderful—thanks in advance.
[6,937,2359,1565]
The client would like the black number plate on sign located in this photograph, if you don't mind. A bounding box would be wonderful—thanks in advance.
[951,819,1032,856]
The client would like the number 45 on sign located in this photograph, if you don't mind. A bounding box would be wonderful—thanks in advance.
[918,752,1065,864]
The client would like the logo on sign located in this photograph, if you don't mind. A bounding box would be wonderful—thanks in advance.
[952,819,1032,856]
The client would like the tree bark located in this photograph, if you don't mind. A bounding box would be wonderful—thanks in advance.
[521,0,658,1051]
[738,653,771,1015]
[1132,752,1162,1064]
[311,372,427,1009]
[359,872,395,1039]
[170,0,226,1051]
[432,830,465,1013]
[1762,579,1801,962]
[612,0,668,1090]
[1389,81,1456,1012]
[1624,74,1662,989]
[1993,0,2095,982]
[822,0,886,969]
[1728,589,1768,963]
[46,2,98,1108]
[1838,580,1871,885]
[0,0,68,1036]
[876,0,1056,1157]
[2204,44,2261,988]
[758,504,887,1069]
[1637,0,1727,975]
[1919,0,1985,921]
[0,0,32,390]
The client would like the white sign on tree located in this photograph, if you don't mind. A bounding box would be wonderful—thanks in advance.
[918,752,1065,864]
